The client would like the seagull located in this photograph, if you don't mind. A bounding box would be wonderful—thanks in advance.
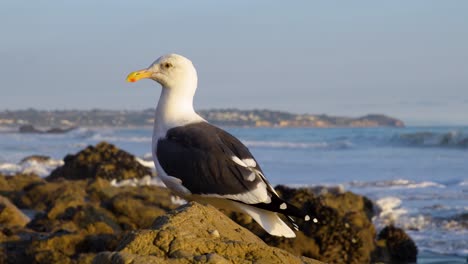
[127,54,315,237]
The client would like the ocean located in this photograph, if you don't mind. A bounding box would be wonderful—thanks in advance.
[0,126,467,263]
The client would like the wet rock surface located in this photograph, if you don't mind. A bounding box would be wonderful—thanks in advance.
[0,142,417,263]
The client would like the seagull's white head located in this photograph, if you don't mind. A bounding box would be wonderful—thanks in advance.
[127,53,198,90]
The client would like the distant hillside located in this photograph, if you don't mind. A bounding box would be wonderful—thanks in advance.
[0,109,405,128]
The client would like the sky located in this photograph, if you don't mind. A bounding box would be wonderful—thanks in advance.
[0,1,467,125]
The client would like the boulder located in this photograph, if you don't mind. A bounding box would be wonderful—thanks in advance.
[47,142,152,181]
[0,195,30,227]
[94,202,322,264]
[373,225,418,263]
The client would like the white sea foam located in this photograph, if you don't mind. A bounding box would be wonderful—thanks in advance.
[350,179,445,189]
[374,196,408,226]
[110,175,165,188]
[459,180,468,186]
[397,130,468,148]
[0,158,64,177]
[109,175,186,205]
[286,183,346,194]
[243,140,352,149]
[142,152,153,160]
[91,134,151,143]
[170,196,187,205]
[135,157,155,169]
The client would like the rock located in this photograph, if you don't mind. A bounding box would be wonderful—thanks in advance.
[94,202,322,264]
[28,204,121,235]
[0,195,30,227]
[374,225,418,263]
[102,186,175,230]
[16,179,87,215]
[24,230,117,264]
[0,173,44,198]
[226,185,379,264]
[0,173,178,264]
[47,142,152,181]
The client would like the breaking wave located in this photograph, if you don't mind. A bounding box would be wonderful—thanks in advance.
[243,140,353,150]
[349,179,446,189]
[90,134,151,143]
[373,196,468,257]
[395,130,468,149]
[0,158,64,177]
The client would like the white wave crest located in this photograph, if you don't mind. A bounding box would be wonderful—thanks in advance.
[243,140,352,149]
[135,157,155,169]
[0,158,64,177]
[397,130,468,148]
[110,175,165,187]
[110,175,186,206]
[91,134,151,143]
[374,197,408,226]
[459,180,468,186]
[350,179,445,189]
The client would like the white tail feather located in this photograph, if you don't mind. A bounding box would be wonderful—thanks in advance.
[190,196,296,238]
[236,203,296,238]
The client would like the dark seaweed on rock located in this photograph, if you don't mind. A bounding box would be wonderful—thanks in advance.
[374,225,418,263]
[0,173,178,264]
[227,185,417,264]
[47,141,152,181]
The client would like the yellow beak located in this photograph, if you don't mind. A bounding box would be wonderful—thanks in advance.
[126,69,153,82]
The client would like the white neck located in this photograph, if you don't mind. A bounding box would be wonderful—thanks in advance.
[154,84,204,135]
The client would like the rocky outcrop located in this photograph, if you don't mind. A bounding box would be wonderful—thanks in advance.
[94,202,322,264]
[226,185,417,264]
[47,142,152,181]
[0,143,417,264]
[0,195,30,227]
[226,185,377,264]
[0,174,177,264]
[373,225,418,263]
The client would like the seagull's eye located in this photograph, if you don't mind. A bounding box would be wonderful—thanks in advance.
[163,63,172,69]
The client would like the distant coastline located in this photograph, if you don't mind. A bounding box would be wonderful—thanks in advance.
[0,109,405,128]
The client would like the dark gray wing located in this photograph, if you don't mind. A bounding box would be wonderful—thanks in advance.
[156,122,314,223]
[156,122,266,196]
